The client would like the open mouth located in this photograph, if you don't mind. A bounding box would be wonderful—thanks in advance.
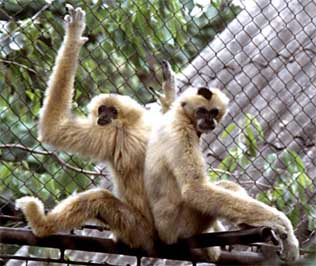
[197,121,216,132]
[97,117,111,126]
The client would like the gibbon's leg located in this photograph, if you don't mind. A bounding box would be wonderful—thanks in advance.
[16,189,155,252]
[153,201,221,261]
[181,182,299,261]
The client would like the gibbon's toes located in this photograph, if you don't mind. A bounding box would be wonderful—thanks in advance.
[206,246,221,262]
[280,236,300,261]
[161,60,172,81]
[80,36,89,44]
[280,244,300,261]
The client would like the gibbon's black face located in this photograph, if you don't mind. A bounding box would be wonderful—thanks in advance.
[97,105,118,126]
[195,87,220,133]
[195,106,219,132]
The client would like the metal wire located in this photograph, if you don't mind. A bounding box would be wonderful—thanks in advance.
[0,0,315,265]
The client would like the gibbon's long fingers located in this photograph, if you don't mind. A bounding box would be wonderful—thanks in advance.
[145,61,176,113]
[146,86,170,112]
[16,189,155,252]
[161,60,172,81]
[65,4,75,15]
[64,14,71,24]
[181,182,299,261]
[147,86,161,98]
[161,60,176,113]
[64,5,86,41]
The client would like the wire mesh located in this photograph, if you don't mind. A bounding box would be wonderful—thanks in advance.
[0,0,315,265]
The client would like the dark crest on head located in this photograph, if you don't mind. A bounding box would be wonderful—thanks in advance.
[197,87,213,100]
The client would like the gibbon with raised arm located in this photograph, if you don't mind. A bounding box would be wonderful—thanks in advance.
[144,87,299,261]
[16,5,175,253]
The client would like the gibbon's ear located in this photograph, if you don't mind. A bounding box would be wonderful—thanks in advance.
[197,87,213,100]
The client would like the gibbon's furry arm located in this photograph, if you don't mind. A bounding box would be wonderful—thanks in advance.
[145,87,299,262]
[16,5,177,254]
[38,5,94,155]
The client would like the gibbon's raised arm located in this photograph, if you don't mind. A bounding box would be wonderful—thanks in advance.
[38,6,105,157]
[40,5,87,130]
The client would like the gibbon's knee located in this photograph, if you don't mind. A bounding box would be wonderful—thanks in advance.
[75,189,156,251]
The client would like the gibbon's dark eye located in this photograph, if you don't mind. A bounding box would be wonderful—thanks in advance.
[209,108,219,117]
[196,107,208,117]
[108,106,118,116]
[98,105,107,115]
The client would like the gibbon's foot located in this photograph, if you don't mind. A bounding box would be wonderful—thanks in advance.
[64,4,88,44]
[205,246,221,262]
[257,211,299,261]
[277,224,300,261]
[189,246,221,262]
[161,60,172,81]
[15,196,51,237]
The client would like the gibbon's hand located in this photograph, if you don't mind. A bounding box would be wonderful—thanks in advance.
[64,4,88,45]
[280,227,300,262]
[161,60,172,82]
[152,60,176,113]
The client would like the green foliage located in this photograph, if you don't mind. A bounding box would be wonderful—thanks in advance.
[210,113,264,178]
[210,113,316,230]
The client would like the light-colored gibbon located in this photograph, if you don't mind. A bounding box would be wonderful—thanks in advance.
[16,5,175,253]
[144,87,300,261]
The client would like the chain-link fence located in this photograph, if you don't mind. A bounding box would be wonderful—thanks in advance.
[0,0,316,265]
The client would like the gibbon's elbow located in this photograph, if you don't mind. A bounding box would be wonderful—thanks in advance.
[38,106,72,145]
[37,125,57,145]
[37,115,67,146]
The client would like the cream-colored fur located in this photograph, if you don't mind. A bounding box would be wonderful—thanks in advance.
[16,5,175,253]
[144,87,300,261]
